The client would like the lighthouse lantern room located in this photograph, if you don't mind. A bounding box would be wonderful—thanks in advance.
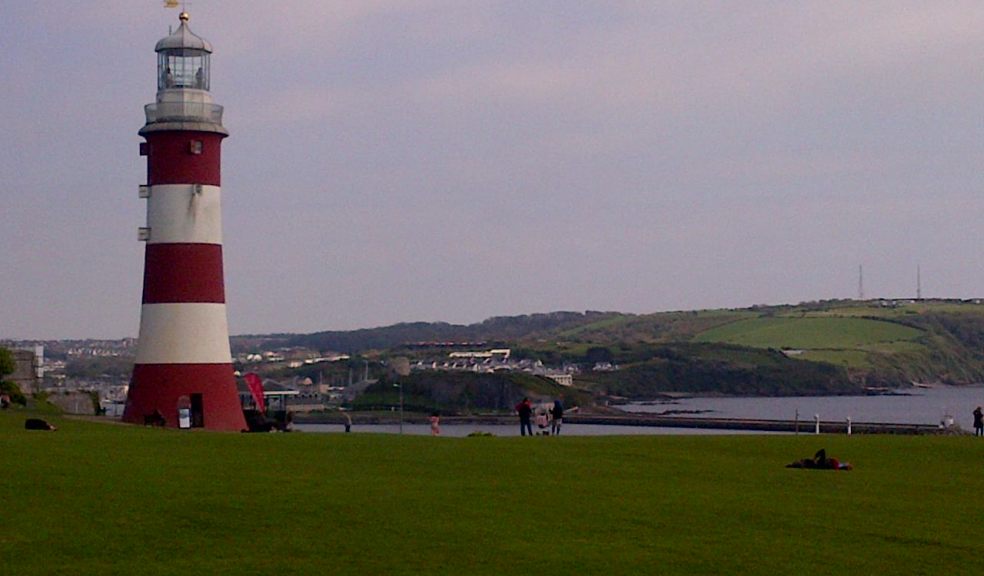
[123,12,246,431]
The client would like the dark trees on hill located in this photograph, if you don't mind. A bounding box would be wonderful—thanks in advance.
[581,343,859,398]
[0,347,27,405]
[352,372,580,414]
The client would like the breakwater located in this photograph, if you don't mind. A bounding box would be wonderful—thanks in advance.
[564,414,942,434]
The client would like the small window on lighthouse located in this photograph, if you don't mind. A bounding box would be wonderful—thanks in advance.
[189,140,203,155]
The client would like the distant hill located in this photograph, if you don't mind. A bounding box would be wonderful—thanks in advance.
[233,299,984,398]
[280,311,621,352]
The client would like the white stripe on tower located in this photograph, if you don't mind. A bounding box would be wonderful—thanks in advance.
[145,184,224,244]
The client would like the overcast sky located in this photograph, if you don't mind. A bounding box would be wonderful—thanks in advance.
[3,1,984,340]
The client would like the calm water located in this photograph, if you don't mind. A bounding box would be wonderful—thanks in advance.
[296,385,984,436]
[619,384,984,427]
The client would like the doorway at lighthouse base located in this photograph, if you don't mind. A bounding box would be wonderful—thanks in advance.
[123,363,246,431]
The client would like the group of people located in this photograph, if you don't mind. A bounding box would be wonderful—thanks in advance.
[515,397,569,436]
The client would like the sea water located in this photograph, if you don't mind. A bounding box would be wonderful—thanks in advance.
[619,384,984,427]
[295,385,984,436]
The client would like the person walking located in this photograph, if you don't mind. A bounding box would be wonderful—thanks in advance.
[515,397,533,437]
[973,406,983,437]
[551,399,564,436]
[429,412,441,436]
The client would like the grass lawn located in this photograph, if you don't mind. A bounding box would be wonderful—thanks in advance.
[1,411,982,575]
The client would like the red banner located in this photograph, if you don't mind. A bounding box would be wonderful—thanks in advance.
[244,372,265,413]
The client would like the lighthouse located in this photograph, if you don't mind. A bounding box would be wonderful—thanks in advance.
[123,12,246,431]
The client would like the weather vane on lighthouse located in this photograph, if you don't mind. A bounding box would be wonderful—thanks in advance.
[123,9,246,431]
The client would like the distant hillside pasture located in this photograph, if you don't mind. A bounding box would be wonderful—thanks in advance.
[796,349,872,367]
[792,341,929,369]
[692,317,923,350]
[554,310,753,343]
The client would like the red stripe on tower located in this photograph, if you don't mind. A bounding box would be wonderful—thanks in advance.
[123,12,246,431]
[146,131,223,186]
[142,244,226,303]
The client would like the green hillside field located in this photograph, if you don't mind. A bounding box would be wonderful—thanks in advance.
[678,304,984,386]
[692,316,924,350]
[2,411,983,575]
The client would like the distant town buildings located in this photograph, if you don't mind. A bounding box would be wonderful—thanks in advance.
[2,338,587,414]
[413,348,577,386]
[238,350,350,366]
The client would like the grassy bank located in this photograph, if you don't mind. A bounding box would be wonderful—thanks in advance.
[1,411,982,575]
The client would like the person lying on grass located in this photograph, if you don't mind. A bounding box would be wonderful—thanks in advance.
[786,448,852,470]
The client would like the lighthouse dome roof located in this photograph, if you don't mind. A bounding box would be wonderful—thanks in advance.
[155,12,213,54]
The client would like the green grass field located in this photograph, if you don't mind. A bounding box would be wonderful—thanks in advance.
[2,411,982,575]
[693,317,923,350]
[796,349,872,367]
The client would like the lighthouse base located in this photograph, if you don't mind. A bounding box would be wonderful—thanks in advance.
[123,363,247,431]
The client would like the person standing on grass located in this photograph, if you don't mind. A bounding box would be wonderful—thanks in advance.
[515,397,533,436]
[973,406,983,437]
[551,400,564,436]
[429,412,441,436]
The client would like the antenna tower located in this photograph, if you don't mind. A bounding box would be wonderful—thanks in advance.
[917,265,922,300]
[858,265,864,301]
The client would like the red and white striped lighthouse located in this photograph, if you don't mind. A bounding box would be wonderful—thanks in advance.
[123,12,246,431]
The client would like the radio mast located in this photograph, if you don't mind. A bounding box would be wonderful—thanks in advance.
[858,265,864,301]
[917,265,922,300]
